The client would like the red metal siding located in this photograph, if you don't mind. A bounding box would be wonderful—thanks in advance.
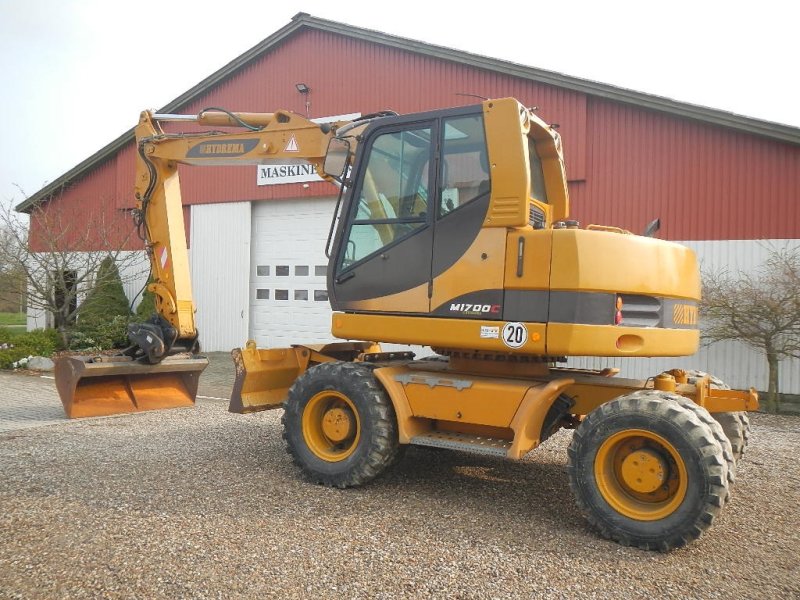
[577,98,800,240]
[29,160,140,252]
[30,147,188,252]
[171,29,588,206]
[35,27,798,250]
[115,144,137,209]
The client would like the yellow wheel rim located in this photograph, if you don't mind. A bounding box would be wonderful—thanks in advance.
[302,390,361,462]
[595,429,688,521]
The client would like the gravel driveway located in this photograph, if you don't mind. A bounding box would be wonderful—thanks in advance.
[0,361,798,599]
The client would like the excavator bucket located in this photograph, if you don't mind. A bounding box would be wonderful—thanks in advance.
[54,355,208,419]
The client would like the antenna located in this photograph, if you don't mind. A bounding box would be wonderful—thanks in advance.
[455,93,489,101]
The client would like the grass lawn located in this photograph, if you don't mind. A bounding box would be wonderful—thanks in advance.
[0,312,26,331]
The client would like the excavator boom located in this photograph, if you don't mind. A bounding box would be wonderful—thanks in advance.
[54,107,346,418]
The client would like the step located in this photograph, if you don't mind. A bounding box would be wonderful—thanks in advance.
[410,431,512,457]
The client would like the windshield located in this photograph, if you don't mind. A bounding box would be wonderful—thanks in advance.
[340,126,432,269]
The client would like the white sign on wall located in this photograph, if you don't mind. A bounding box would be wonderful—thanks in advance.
[256,112,361,187]
[257,163,322,186]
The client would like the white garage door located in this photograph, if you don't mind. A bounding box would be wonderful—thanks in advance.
[250,197,338,348]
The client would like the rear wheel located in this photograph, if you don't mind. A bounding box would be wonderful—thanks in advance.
[736,412,751,461]
[567,391,729,551]
[686,370,750,464]
[710,411,749,463]
[282,362,401,488]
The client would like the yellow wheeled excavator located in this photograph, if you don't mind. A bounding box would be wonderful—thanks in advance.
[54,98,758,551]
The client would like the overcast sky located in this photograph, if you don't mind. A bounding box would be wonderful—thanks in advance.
[1,0,797,209]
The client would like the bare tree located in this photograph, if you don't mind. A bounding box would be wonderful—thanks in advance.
[0,198,148,347]
[701,245,800,413]
[0,227,26,313]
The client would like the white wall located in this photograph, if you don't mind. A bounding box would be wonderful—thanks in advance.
[189,202,251,352]
[120,251,151,312]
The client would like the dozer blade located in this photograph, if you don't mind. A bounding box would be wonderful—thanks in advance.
[54,355,208,419]
[229,340,380,414]
[229,345,307,414]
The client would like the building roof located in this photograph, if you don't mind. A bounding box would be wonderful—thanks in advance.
[17,12,800,213]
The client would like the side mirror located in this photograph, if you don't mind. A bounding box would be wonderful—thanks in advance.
[323,138,351,180]
[643,218,661,238]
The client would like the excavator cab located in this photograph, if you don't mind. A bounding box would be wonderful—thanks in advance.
[328,106,500,316]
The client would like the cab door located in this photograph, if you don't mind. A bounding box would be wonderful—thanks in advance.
[429,112,505,319]
[330,122,436,314]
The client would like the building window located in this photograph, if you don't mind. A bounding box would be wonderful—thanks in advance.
[256,289,270,300]
[276,266,290,276]
[294,289,308,301]
[315,265,327,277]
[257,265,270,276]
[275,289,289,300]
[295,265,309,276]
[314,290,329,302]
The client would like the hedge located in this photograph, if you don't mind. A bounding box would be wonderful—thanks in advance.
[0,327,62,369]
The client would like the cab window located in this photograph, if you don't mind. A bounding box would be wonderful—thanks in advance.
[439,115,490,218]
[341,126,432,268]
[529,138,548,204]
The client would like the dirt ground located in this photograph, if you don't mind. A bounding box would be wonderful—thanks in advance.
[0,355,798,598]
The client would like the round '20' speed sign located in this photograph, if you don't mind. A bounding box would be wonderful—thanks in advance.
[501,322,528,349]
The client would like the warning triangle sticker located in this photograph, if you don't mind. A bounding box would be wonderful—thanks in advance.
[284,135,300,152]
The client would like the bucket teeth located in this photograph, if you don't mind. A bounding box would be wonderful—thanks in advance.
[54,355,208,419]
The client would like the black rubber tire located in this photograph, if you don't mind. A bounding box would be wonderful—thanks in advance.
[737,412,752,461]
[620,391,734,496]
[685,370,749,466]
[711,412,748,464]
[567,391,730,552]
[685,370,727,389]
[669,395,736,489]
[282,361,402,489]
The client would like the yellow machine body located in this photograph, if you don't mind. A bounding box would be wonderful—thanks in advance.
[54,96,755,453]
[328,222,700,358]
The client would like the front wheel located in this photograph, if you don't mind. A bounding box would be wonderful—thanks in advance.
[282,361,401,488]
[567,391,730,551]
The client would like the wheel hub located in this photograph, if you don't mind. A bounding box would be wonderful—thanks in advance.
[321,407,355,443]
[301,390,361,462]
[619,448,667,493]
[594,429,688,521]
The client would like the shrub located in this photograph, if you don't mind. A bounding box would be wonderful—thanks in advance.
[72,256,132,351]
[0,327,62,369]
[79,257,131,324]
[134,278,156,321]
[69,315,130,351]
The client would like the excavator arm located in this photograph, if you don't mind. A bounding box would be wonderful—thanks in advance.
[129,108,344,363]
[54,108,350,418]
